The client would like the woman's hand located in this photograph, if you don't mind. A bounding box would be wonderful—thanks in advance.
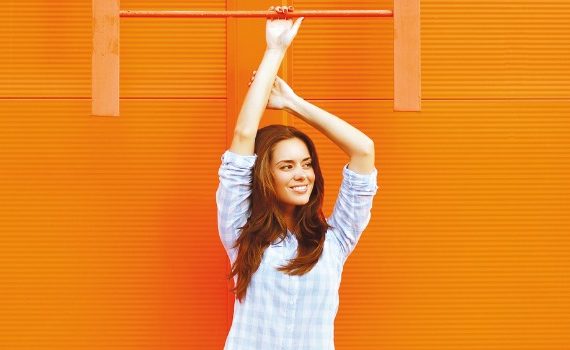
[248,71,298,110]
[266,5,304,52]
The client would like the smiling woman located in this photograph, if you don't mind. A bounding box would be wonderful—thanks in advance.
[216,5,378,350]
[233,124,328,262]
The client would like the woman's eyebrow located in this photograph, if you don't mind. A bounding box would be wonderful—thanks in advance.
[277,157,312,164]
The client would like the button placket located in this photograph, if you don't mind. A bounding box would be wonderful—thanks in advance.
[281,238,297,346]
[287,274,297,344]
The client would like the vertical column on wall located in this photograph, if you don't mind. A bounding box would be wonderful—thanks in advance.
[394,0,421,111]
[92,0,120,116]
[226,0,239,148]
[224,0,292,328]
[225,0,237,329]
[227,1,291,144]
[283,20,294,127]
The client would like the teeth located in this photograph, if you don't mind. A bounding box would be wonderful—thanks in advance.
[291,186,307,192]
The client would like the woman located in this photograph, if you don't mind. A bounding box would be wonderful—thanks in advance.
[216,5,379,350]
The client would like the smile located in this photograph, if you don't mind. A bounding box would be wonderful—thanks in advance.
[290,185,308,194]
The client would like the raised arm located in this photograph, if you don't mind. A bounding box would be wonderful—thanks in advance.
[248,72,375,174]
[256,69,375,173]
[230,6,304,156]
[285,93,375,174]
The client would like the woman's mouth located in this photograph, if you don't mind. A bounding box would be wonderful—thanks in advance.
[290,185,308,194]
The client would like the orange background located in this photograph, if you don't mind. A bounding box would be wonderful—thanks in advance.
[2,0,570,349]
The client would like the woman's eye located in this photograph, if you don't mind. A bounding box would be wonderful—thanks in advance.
[280,163,311,170]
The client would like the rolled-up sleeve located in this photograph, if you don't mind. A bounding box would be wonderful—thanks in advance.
[326,163,379,264]
[216,150,257,262]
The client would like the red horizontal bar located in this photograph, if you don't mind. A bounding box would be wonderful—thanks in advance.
[120,10,393,18]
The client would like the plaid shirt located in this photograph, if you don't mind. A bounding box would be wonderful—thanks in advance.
[216,149,378,350]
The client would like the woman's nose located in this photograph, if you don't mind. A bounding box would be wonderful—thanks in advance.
[294,170,308,180]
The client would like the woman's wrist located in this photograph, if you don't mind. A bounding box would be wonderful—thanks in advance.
[262,48,286,65]
[284,94,303,114]
[265,47,287,55]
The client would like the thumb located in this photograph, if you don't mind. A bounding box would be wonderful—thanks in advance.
[287,17,304,41]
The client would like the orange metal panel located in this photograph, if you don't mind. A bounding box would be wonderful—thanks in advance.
[0,99,229,349]
[293,0,393,100]
[0,1,227,99]
[420,0,570,98]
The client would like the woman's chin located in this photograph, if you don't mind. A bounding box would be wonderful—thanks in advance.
[290,196,310,205]
[281,188,312,205]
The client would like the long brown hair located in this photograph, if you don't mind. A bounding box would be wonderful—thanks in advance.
[228,125,332,303]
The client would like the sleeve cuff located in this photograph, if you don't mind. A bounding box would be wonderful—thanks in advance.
[221,150,258,169]
[342,163,379,193]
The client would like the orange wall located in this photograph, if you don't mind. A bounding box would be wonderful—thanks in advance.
[1,0,570,349]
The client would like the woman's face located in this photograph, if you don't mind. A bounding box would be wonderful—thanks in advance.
[271,138,315,212]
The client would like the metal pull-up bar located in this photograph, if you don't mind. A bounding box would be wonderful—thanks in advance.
[119,10,394,18]
[92,1,421,116]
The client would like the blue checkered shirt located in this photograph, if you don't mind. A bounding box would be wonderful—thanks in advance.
[217,149,378,350]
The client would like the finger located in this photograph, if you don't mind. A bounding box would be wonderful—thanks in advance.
[288,6,294,12]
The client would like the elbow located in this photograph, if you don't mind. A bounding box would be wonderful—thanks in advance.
[362,139,375,156]
[350,141,374,159]
[351,139,374,158]
[234,128,257,140]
